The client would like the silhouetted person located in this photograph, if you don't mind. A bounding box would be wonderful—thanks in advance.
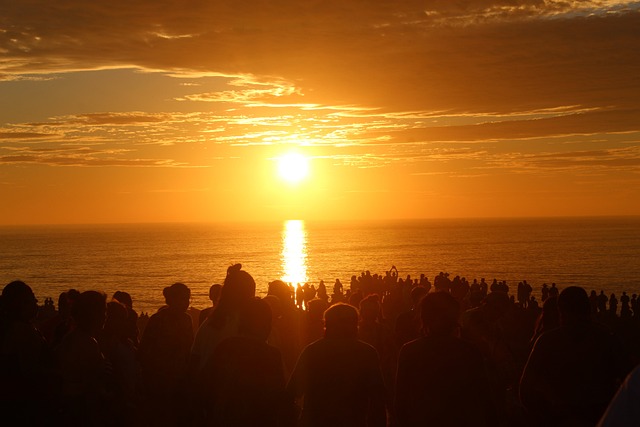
[531,296,559,346]
[598,291,608,314]
[296,284,304,309]
[98,300,138,426]
[590,290,599,316]
[609,293,618,317]
[287,303,386,427]
[395,292,493,427]
[303,298,329,346]
[198,284,222,326]
[0,281,51,425]
[268,279,302,378]
[200,298,292,427]
[333,278,343,296]
[45,289,80,348]
[113,290,140,347]
[520,286,629,427]
[620,292,631,319]
[317,280,328,303]
[548,283,559,299]
[359,294,396,399]
[522,280,533,308]
[55,290,109,426]
[394,286,428,348]
[190,262,257,417]
[541,284,549,302]
[138,283,193,427]
[461,291,514,425]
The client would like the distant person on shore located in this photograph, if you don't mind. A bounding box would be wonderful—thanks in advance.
[548,283,559,299]
[317,280,328,303]
[138,282,193,427]
[295,284,303,309]
[590,290,599,316]
[620,292,631,318]
[520,286,630,426]
[395,292,494,427]
[609,293,618,317]
[333,278,344,296]
[541,284,549,302]
[198,284,222,326]
[287,303,386,427]
[598,291,609,314]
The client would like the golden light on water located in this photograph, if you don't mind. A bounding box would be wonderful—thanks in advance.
[281,219,308,285]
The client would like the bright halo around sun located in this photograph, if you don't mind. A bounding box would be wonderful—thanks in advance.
[277,153,309,184]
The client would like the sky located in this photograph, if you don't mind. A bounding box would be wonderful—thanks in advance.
[1,1,640,225]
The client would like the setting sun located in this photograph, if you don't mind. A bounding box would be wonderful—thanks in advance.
[277,153,309,184]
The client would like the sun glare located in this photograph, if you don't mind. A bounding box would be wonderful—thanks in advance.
[277,153,309,184]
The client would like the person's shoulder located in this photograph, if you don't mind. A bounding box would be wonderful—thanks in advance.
[355,338,378,353]
[399,336,424,352]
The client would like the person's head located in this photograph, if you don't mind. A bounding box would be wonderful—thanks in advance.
[268,280,292,306]
[410,286,428,308]
[263,295,283,320]
[359,294,381,323]
[239,298,272,341]
[103,300,129,338]
[72,291,107,335]
[0,280,38,322]
[420,292,460,337]
[113,291,133,309]
[211,264,256,327]
[482,291,511,320]
[558,286,591,325]
[307,298,329,321]
[208,284,222,305]
[222,264,256,302]
[163,283,191,312]
[324,303,358,339]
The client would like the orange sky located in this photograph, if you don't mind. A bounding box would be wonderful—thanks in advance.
[1,2,640,224]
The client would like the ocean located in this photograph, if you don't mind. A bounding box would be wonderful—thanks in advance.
[1,217,639,314]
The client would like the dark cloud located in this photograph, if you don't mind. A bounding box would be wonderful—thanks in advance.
[0,132,54,139]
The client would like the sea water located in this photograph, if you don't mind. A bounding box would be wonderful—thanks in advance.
[1,217,639,314]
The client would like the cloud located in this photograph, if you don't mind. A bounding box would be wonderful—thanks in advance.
[2,1,638,119]
[0,131,56,139]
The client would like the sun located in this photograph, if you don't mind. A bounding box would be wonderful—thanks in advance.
[277,153,309,184]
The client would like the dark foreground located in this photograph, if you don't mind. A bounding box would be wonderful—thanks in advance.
[1,267,639,426]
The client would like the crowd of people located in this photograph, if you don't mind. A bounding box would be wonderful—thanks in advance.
[1,265,640,426]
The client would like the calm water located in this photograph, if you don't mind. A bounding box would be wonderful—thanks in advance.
[1,217,639,314]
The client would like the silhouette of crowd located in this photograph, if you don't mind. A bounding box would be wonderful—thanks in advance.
[2,266,639,426]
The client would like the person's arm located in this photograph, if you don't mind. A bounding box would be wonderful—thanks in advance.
[286,346,308,401]
[519,335,552,419]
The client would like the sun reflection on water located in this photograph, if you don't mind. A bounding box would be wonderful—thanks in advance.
[281,220,308,285]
